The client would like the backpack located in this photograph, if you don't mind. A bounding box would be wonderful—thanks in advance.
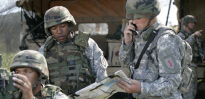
[151,27,194,94]
[178,41,194,94]
[133,26,194,94]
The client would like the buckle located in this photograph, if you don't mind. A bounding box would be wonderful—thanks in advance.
[146,50,154,63]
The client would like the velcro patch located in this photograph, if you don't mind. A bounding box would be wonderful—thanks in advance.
[164,57,175,69]
[158,48,180,73]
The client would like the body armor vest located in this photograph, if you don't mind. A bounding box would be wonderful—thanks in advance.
[179,30,200,63]
[34,85,62,99]
[12,85,61,99]
[44,34,95,95]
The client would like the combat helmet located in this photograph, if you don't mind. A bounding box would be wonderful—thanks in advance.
[183,15,197,25]
[44,6,76,35]
[10,50,49,80]
[126,0,161,20]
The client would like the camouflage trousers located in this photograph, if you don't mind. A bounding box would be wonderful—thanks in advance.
[182,66,197,99]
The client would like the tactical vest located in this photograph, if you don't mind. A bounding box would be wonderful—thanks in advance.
[35,84,62,99]
[179,30,200,63]
[12,85,61,99]
[44,31,96,95]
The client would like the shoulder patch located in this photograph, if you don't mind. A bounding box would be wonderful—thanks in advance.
[101,56,106,66]
[164,57,175,69]
[158,48,180,73]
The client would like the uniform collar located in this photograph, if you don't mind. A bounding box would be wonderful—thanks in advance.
[141,19,162,37]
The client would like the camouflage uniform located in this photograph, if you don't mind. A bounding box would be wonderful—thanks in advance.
[177,15,203,99]
[10,50,69,99]
[39,6,108,95]
[119,0,183,98]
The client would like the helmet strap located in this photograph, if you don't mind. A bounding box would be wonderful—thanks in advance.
[139,18,153,34]
[185,24,194,33]
[32,76,41,91]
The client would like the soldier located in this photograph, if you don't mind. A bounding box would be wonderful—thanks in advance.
[116,0,185,98]
[38,6,108,95]
[10,50,68,99]
[177,15,204,99]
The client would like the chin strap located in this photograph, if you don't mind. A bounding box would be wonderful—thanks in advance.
[138,18,153,34]
[186,25,194,33]
[32,76,42,91]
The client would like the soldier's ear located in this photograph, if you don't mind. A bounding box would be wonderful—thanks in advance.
[47,28,52,36]
[67,22,71,27]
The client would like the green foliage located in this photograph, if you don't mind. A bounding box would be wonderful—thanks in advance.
[1,52,17,72]
[170,25,178,32]
[0,12,21,71]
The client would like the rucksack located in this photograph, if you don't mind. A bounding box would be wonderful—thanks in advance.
[178,41,194,94]
[131,26,194,94]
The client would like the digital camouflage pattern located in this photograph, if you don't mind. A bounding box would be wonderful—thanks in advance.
[178,28,203,99]
[10,50,49,80]
[182,66,197,99]
[44,6,76,34]
[178,30,203,63]
[183,15,197,25]
[119,19,184,98]
[39,32,108,95]
[126,0,161,19]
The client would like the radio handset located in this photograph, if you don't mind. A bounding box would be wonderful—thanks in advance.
[130,23,138,35]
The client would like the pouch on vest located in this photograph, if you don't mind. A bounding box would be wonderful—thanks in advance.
[179,41,194,94]
[41,84,62,99]
[75,31,90,48]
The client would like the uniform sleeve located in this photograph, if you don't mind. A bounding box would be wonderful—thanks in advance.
[185,34,196,46]
[139,31,183,98]
[177,32,196,45]
[178,32,204,59]
[85,38,108,82]
[196,38,204,58]
[119,37,135,65]
[53,91,69,99]
[38,44,45,55]
[177,32,185,40]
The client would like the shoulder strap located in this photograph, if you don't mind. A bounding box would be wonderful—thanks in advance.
[132,27,175,77]
[134,29,158,70]
[146,27,176,74]
[43,36,55,57]
[148,27,175,53]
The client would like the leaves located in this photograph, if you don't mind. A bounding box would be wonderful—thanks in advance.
[1,52,17,72]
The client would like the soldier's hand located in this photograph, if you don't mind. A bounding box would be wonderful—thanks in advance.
[194,30,203,37]
[12,74,34,99]
[124,20,136,45]
[116,78,141,93]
